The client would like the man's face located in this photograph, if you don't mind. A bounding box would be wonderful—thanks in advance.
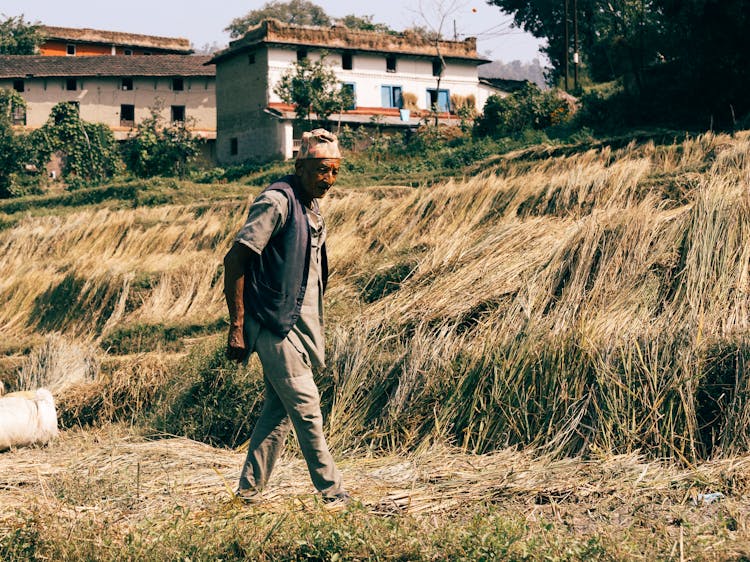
[296,158,341,201]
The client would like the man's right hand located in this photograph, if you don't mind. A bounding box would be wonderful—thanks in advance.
[226,325,249,362]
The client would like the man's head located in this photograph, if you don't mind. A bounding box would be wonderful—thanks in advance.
[295,129,341,203]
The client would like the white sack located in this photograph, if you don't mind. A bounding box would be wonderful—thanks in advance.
[0,388,59,451]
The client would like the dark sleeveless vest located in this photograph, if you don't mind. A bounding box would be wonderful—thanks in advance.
[244,175,328,337]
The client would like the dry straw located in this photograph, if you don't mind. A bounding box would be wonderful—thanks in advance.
[2,132,750,463]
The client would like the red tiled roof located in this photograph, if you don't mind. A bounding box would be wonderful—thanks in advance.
[0,55,215,78]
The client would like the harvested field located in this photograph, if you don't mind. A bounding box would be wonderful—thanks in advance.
[3,131,750,559]
[2,427,750,560]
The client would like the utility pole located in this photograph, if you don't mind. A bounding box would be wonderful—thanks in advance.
[564,0,570,91]
[573,0,579,91]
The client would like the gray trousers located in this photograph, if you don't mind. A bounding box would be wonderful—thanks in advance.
[238,328,343,495]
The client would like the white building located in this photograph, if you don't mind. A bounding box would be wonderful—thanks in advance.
[209,19,496,164]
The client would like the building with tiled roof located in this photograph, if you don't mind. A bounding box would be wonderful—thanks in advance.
[1,55,215,141]
[38,26,192,56]
[208,19,501,163]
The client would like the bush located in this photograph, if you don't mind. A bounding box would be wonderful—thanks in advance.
[475,83,570,138]
[0,89,45,198]
[576,88,630,130]
[36,102,122,189]
[442,138,495,169]
[122,102,200,178]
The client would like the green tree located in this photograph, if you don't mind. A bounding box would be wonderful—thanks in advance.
[0,15,44,55]
[336,14,392,32]
[655,0,750,127]
[122,102,200,178]
[225,0,331,38]
[489,0,750,127]
[485,0,663,90]
[36,102,122,188]
[273,56,354,128]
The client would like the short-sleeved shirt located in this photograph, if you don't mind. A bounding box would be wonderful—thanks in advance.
[235,190,327,368]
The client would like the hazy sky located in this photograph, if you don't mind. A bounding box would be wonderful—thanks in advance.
[2,0,546,62]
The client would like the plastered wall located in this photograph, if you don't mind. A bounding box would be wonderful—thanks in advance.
[3,75,216,139]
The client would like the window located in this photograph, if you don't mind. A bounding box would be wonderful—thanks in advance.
[381,85,402,108]
[12,79,24,93]
[171,105,185,122]
[143,52,151,56]
[341,83,356,110]
[426,88,450,113]
[248,53,256,64]
[230,137,238,156]
[66,78,77,91]
[342,53,353,70]
[120,104,135,127]
[386,55,397,72]
[432,59,443,77]
[297,49,308,61]
[172,78,184,91]
[66,44,76,56]
[124,49,133,56]
[121,77,133,91]
[341,82,357,109]
[11,104,25,126]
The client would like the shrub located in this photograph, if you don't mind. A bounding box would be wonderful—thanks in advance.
[576,88,631,130]
[475,83,570,138]
[442,138,495,169]
[35,102,122,189]
[121,102,200,178]
[0,89,45,198]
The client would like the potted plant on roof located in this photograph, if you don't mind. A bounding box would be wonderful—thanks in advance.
[400,92,418,121]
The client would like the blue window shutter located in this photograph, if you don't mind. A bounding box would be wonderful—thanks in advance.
[381,86,391,107]
[438,90,450,112]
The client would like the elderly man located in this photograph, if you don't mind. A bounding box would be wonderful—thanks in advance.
[223,129,349,504]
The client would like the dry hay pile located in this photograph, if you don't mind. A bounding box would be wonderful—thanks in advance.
[2,426,750,545]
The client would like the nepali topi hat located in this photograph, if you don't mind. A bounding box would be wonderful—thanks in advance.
[296,128,342,160]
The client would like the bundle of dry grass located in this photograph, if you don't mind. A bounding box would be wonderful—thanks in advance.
[57,353,173,428]
[16,333,98,394]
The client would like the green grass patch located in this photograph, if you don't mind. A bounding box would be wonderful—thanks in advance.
[0,500,690,561]
[148,338,264,448]
[101,318,227,355]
